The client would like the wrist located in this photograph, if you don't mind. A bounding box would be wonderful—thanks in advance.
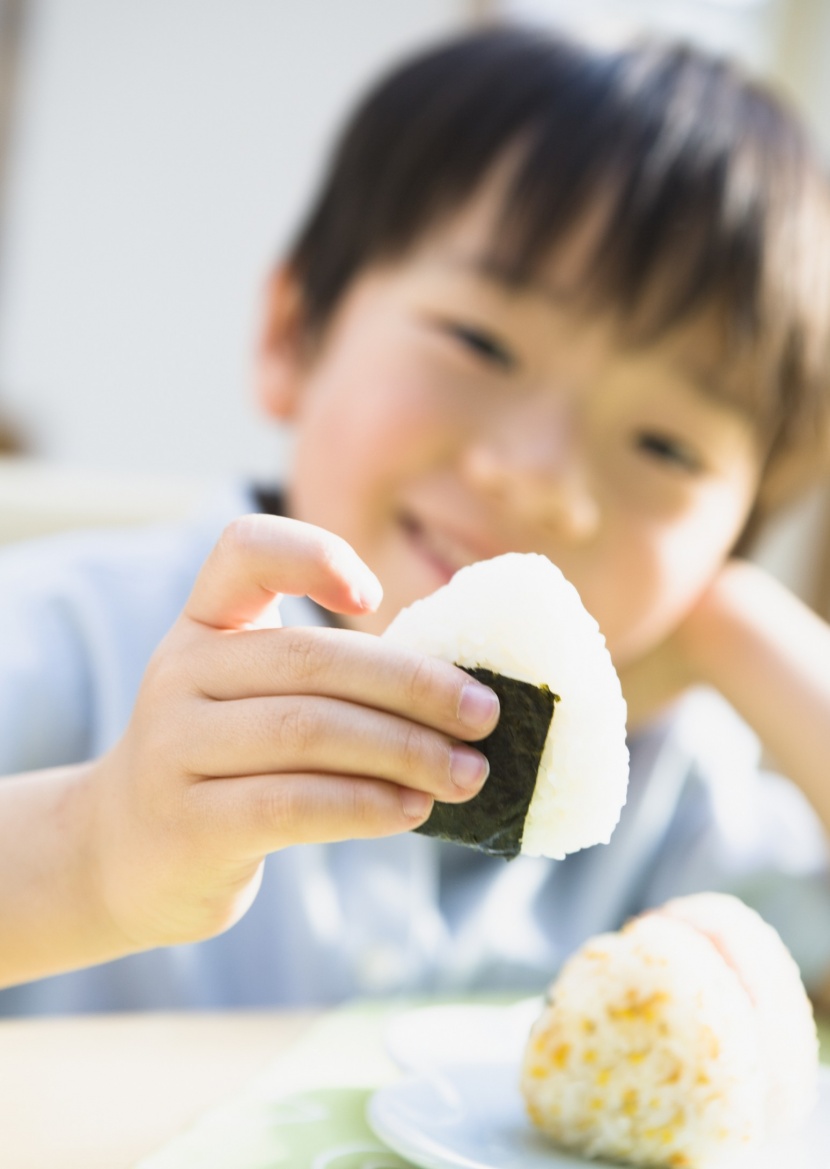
[0,760,144,990]
[80,753,150,957]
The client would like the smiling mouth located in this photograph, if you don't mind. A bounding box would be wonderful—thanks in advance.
[399,513,490,583]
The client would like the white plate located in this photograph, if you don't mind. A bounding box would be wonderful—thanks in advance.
[368,1062,830,1169]
[383,999,543,1074]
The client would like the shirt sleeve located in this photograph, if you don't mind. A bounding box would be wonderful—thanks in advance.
[0,483,255,776]
[0,541,94,774]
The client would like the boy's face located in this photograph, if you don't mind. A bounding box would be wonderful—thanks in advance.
[259,182,762,669]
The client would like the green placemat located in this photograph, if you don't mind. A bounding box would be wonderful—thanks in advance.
[136,1001,413,1169]
[138,1000,830,1169]
[138,1085,406,1169]
[818,1016,830,1061]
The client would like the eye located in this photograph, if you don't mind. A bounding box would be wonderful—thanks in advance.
[636,431,703,473]
[445,322,517,371]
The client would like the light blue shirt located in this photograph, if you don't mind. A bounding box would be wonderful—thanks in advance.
[1,482,828,1014]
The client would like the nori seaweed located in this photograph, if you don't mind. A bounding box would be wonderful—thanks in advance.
[415,666,558,860]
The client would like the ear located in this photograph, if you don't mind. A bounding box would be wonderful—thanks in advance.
[254,264,310,422]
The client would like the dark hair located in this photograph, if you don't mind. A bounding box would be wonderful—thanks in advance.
[287,27,830,519]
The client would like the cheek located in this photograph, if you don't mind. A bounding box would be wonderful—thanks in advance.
[289,354,456,518]
[596,489,753,664]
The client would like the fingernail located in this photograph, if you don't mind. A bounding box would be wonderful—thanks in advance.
[401,789,433,821]
[458,683,499,732]
[450,745,490,791]
[356,571,383,611]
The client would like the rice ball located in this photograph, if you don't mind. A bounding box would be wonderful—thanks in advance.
[520,892,819,1167]
[382,552,629,860]
[659,892,819,1137]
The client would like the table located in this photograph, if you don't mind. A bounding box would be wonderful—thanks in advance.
[2,1007,828,1169]
[0,1010,318,1169]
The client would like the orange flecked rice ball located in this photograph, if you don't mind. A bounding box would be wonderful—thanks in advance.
[520,894,818,1168]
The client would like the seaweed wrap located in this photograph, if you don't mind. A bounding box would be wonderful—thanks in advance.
[382,552,629,860]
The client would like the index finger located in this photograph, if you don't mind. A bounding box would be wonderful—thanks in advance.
[187,624,502,741]
[184,514,383,631]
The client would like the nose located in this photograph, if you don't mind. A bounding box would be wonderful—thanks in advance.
[461,396,600,541]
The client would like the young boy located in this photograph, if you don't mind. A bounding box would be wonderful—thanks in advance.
[1,27,829,1014]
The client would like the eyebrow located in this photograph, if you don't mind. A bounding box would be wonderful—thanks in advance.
[441,252,575,306]
[670,359,719,398]
[441,252,755,414]
[669,356,741,409]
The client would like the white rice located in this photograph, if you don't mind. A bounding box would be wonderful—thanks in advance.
[382,552,629,859]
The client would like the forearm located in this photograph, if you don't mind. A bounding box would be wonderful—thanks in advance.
[682,561,830,835]
[0,762,137,989]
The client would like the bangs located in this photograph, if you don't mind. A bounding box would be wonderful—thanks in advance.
[484,44,830,455]
[289,28,830,505]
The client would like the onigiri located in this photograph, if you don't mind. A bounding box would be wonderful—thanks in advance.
[520,892,819,1167]
[382,552,629,860]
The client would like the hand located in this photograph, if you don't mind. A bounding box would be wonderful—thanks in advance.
[88,514,499,951]
[615,561,752,731]
[618,559,830,841]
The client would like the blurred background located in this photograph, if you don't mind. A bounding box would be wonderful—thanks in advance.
[0,0,827,615]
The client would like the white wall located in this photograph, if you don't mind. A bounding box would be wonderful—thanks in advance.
[502,0,787,72]
[0,0,470,478]
[500,0,830,155]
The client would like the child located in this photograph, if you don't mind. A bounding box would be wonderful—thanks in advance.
[1,27,829,1014]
